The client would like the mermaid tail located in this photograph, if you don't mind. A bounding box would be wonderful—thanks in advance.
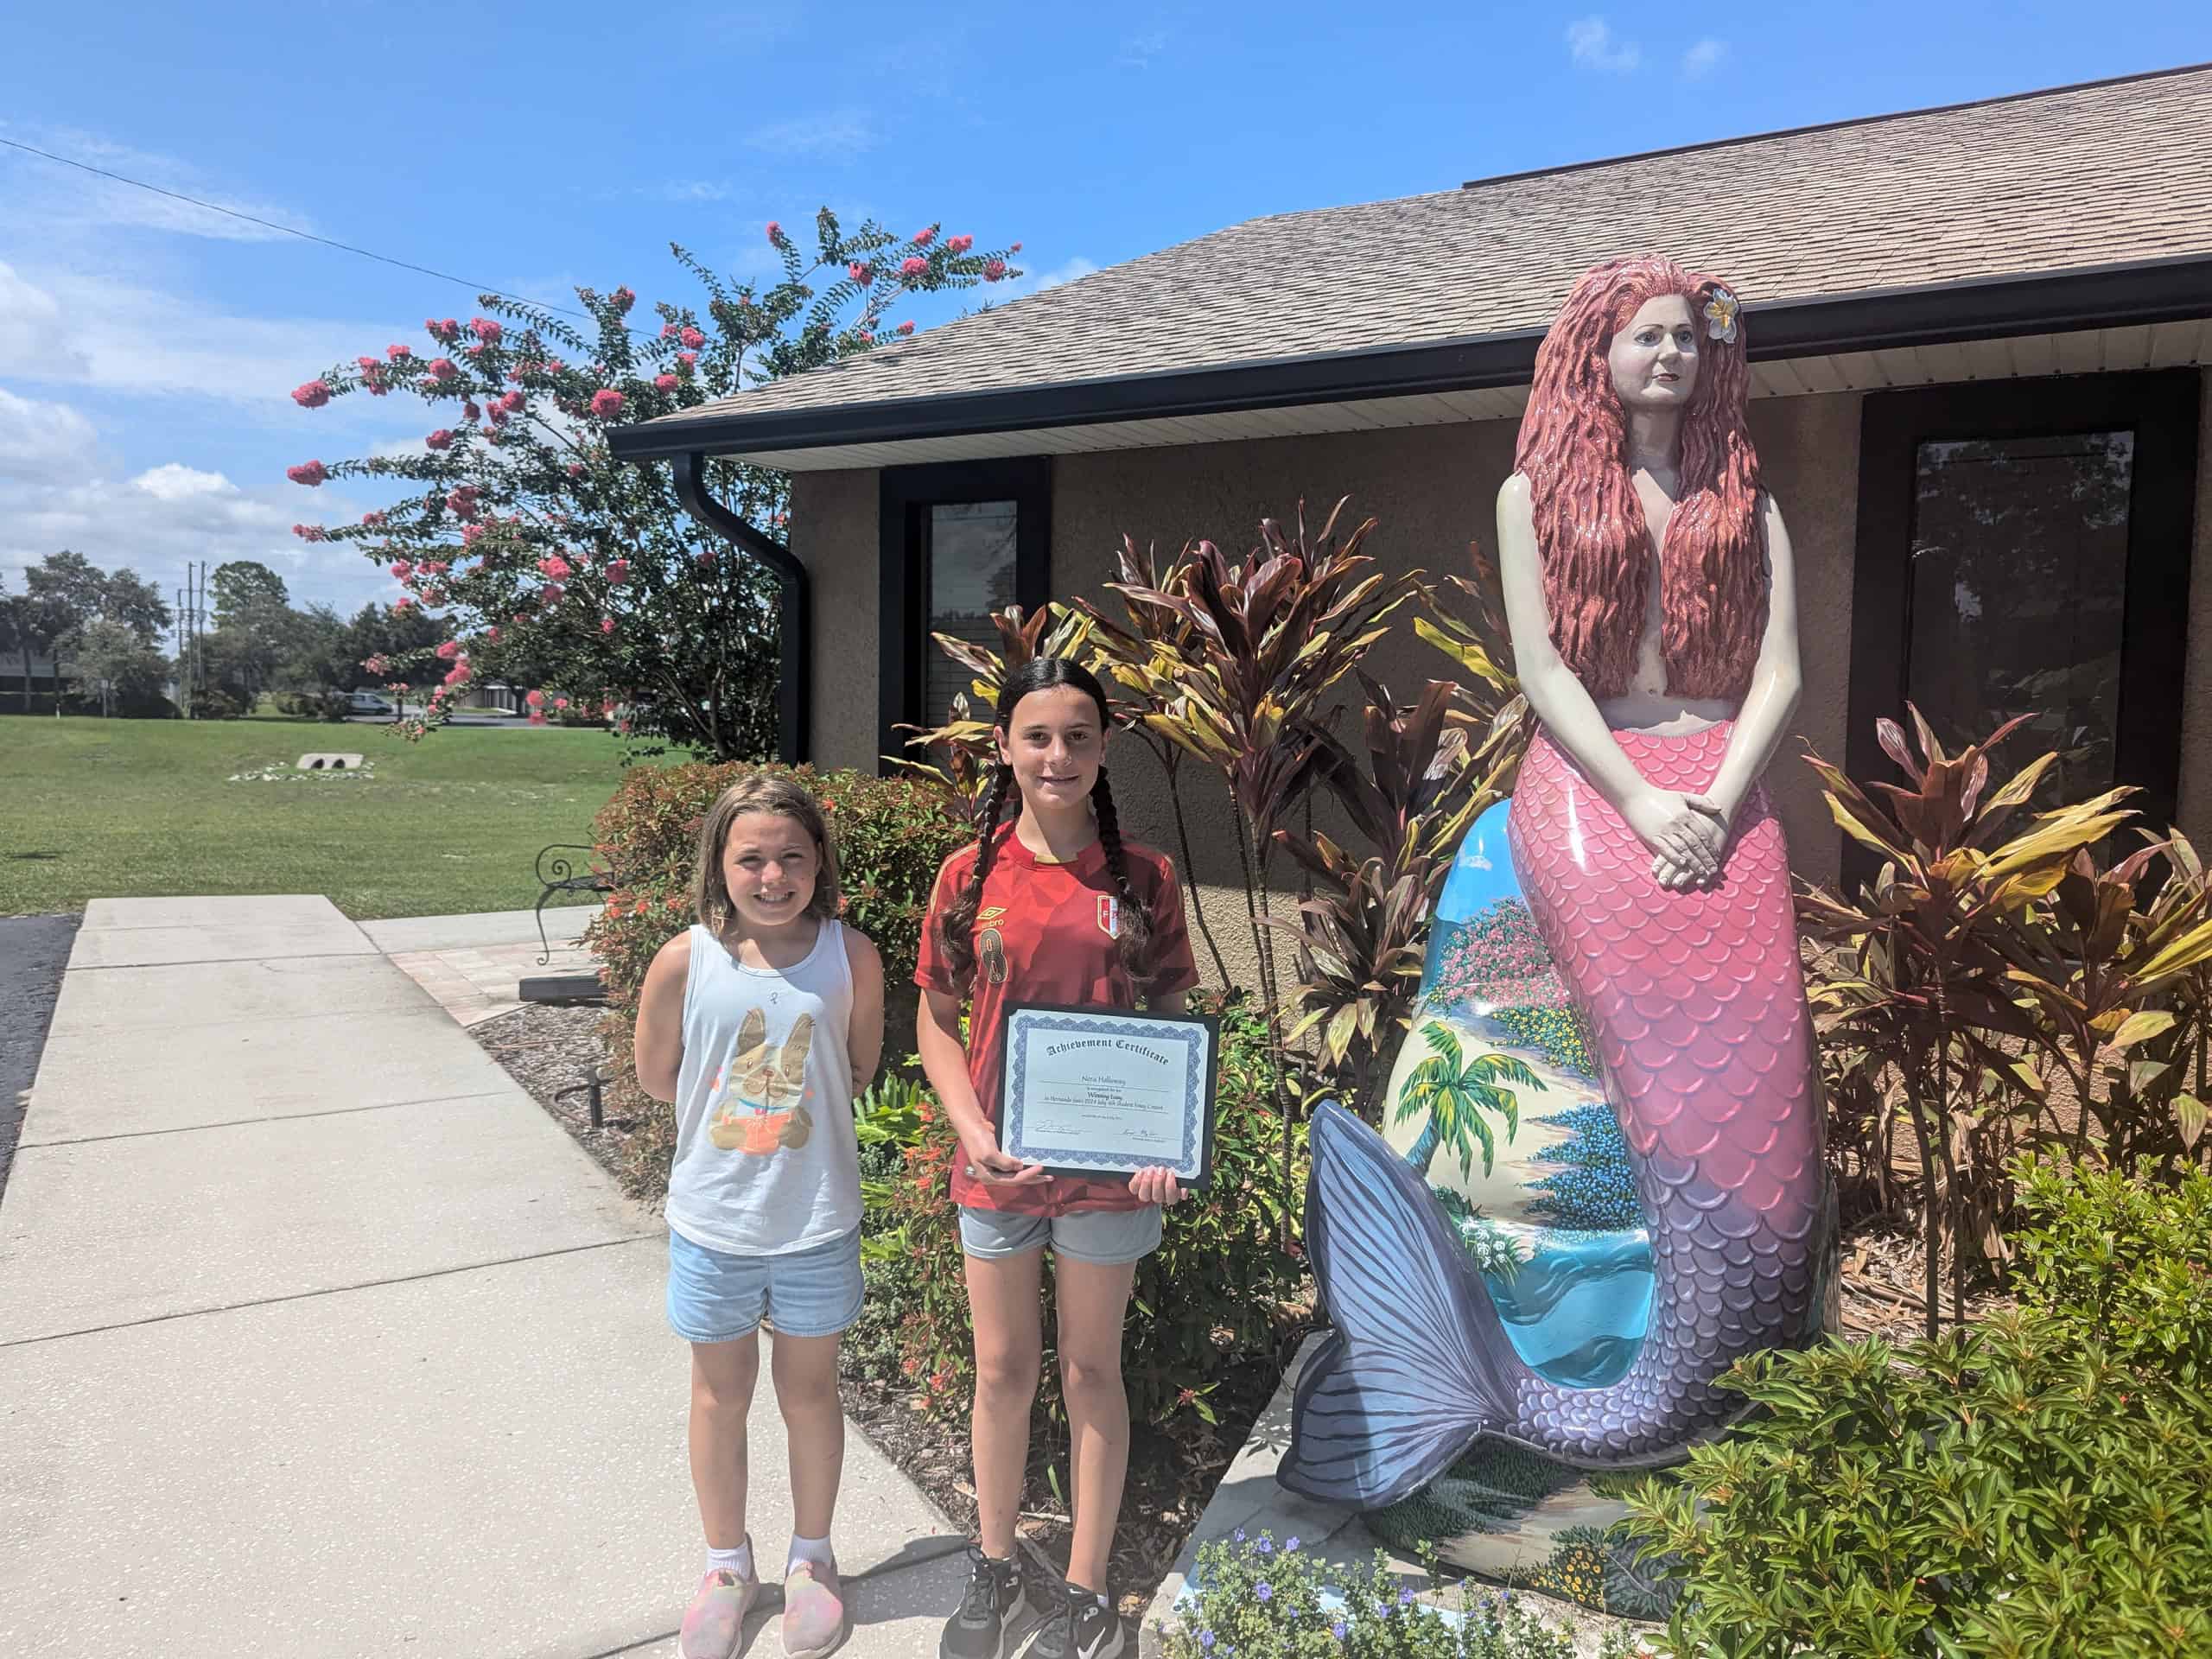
[1281,724,1831,1505]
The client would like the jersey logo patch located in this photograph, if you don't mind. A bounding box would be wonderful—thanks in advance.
[979,928,1008,985]
[1096,896,1120,939]
[978,906,1007,923]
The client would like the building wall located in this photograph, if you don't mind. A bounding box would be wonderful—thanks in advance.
[789,468,882,774]
[1047,396,1865,988]
[790,371,2212,995]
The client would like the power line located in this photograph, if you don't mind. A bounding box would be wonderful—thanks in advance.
[0,135,606,327]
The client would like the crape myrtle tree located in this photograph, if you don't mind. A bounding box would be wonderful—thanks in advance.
[283,212,1022,753]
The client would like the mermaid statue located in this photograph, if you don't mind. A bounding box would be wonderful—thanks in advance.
[1281,256,1835,1600]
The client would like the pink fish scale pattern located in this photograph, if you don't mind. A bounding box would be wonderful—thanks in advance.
[1503,724,1826,1462]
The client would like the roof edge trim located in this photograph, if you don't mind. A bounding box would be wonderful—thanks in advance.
[607,251,2212,465]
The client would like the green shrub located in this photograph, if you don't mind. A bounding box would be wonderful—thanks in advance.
[2010,1154,2212,1384]
[1158,1529,1646,1659]
[1619,1160,2212,1659]
[851,991,1312,1430]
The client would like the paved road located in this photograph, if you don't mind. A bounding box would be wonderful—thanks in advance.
[0,913,78,1208]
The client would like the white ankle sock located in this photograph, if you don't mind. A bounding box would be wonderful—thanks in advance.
[708,1538,754,1581]
[787,1533,835,1576]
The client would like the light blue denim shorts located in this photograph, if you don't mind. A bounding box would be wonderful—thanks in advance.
[666,1225,864,1343]
[957,1205,1163,1265]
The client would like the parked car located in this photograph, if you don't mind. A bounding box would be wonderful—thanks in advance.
[346,690,395,715]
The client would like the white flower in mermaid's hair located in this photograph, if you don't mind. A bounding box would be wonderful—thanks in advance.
[1703,285,1741,344]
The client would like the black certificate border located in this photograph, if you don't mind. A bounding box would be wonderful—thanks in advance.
[998,1001,1219,1192]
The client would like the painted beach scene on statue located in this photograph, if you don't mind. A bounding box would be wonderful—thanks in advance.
[1363,798,1669,1617]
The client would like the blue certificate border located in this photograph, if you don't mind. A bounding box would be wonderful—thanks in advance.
[1000,1004,1218,1188]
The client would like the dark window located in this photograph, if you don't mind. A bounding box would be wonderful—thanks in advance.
[878,460,1051,773]
[1847,369,2199,885]
[925,501,1021,730]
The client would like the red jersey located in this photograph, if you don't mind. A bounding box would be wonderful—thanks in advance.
[915,825,1198,1216]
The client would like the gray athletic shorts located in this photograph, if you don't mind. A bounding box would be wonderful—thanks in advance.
[957,1204,1163,1265]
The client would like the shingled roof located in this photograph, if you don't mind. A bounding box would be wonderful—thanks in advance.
[613,63,2212,464]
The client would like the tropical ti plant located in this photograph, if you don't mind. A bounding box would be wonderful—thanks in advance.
[1796,709,2139,1332]
[893,601,1094,806]
[1268,672,1519,1117]
[1395,1020,1545,1179]
[1071,536,1234,984]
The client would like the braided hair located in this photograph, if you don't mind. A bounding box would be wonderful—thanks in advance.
[932,657,1158,996]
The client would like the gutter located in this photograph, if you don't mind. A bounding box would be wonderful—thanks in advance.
[606,250,2212,464]
[668,451,809,766]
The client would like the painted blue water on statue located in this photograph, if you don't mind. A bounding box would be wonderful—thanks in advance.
[1413,798,1655,1390]
[1486,1233,1654,1387]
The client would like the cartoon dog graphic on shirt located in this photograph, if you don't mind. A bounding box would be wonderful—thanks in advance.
[707,1007,815,1154]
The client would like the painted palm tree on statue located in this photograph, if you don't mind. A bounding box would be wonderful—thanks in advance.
[1395,1021,1544,1179]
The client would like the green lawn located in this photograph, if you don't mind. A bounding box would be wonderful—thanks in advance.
[0,715,670,919]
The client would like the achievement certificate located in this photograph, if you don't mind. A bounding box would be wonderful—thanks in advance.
[999,1004,1218,1188]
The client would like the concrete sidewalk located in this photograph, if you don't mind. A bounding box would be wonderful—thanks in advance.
[0,895,968,1658]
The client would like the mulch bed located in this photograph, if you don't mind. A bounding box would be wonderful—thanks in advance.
[472,1000,2005,1618]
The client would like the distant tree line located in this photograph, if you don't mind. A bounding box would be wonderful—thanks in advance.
[0,551,452,719]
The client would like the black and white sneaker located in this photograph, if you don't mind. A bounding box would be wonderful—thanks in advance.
[1031,1580,1122,1659]
[1067,1582,1125,1659]
[940,1547,1027,1659]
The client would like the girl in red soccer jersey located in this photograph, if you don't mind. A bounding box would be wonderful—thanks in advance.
[918,658,1198,1659]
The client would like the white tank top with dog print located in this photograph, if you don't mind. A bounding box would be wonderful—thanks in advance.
[666,919,860,1256]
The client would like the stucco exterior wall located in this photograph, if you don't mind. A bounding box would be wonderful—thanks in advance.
[786,378,2212,1000]
[788,467,881,775]
[1047,397,1865,989]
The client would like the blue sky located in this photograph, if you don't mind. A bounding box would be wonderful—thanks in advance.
[3,2,2207,624]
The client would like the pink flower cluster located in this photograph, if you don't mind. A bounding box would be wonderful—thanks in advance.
[765,220,782,244]
[900,256,928,277]
[387,343,412,360]
[391,559,415,582]
[605,559,631,585]
[426,429,454,451]
[436,639,461,661]
[471,317,502,344]
[654,373,677,391]
[447,486,481,521]
[677,351,698,367]
[589,389,624,418]
[429,357,459,382]
[537,554,573,581]
[912,226,936,247]
[611,287,635,314]
[291,380,332,409]
[497,391,525,414]
[680,326,704,349]
[426,318,461,343]
[362,510,386,527]
[897,320,915,336]
[292,523,328,541]
[947,233,974,254]
[983,259,1007,283]
[849,262,874,286]
[286,460,328,486]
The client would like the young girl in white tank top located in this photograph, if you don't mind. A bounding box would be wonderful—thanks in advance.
[632,775,886,1659]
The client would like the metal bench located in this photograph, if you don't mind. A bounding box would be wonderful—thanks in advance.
[526,842,613,999]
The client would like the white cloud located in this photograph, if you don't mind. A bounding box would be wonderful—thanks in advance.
[1683,38,1727,78]
[130,462,235,501]
[0,125,314,245]
[0,258,426,445]
[0,457,397,619]
[1566,16,1642,73]
[0,387,99,480]
[746,111,874,159]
